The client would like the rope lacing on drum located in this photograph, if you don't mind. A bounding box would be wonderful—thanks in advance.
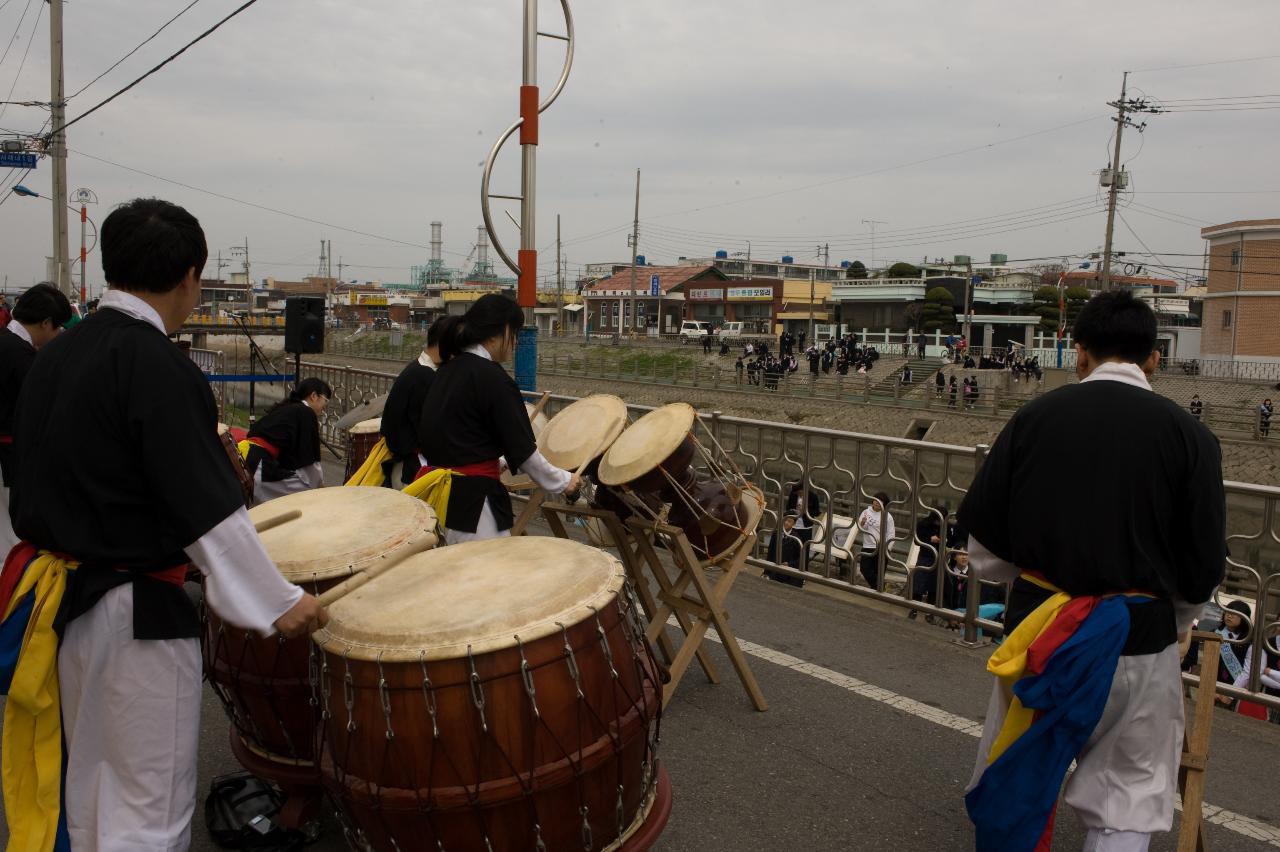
[558,622,585,699]
[467,646,488,734]
[516,635,541,720]
[418,651,440,739]
[343,652,357,733]
[377,653,395,741]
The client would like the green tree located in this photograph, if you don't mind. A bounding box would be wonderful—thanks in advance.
[847,260,869,280]
[884,261,922,279]
[920,287,956,332]
[1032,284,1061,333]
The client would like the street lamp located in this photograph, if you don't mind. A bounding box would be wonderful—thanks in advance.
[11,185,99,305]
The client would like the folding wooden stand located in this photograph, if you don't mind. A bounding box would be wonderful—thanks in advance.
[623,515,768,712]
[1177,630,1222,852]
[508,483,546,537]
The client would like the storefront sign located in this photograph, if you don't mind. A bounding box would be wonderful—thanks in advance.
[687,288,723,301]
[727,286,774,301]
[349,293,388,306]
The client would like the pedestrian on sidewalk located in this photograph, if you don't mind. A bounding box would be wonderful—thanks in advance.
[935,368,946,399]
[857,491,894,591]
[1260,398,1273,437]
[958,289,1225,852]
[1188,394,1203,421]
[948,375,958,408]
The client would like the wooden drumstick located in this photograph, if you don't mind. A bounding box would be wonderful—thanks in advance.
[313,527,440,607]
[528,391,552,422]
[253,509,301,535]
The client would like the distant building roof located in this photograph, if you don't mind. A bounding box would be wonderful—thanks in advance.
[1200,218,1280,239]
[1062,270,1178,291]
[587,264,725,295]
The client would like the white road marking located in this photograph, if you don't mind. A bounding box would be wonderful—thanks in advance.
[676,619,1280,848]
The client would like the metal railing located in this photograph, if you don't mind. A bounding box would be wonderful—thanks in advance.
[298,363,1280,711]
[189,348,227,421]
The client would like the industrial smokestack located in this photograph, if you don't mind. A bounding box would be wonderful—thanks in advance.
[476,226,490,272]
[430,221,442,263]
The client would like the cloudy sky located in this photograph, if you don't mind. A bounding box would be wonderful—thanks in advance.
[0,0,1277,295]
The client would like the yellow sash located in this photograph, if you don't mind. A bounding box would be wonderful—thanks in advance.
[343,437,393,487]
[2,551,78,852]
[402,468,456,528]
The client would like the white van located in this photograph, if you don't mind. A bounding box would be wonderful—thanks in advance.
[716,321,745,342]
[679,320,711,344]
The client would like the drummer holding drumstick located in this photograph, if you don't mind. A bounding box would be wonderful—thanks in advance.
[414,294,580,542]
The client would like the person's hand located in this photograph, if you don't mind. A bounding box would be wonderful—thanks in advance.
[275,593,329,638]
[564,472,583,500]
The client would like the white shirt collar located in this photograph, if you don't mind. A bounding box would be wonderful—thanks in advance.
[465,343,493,362]
[1081,361,1152,392]
[100,288,167,335]
[6,319,32,346]
[417,351,437,369]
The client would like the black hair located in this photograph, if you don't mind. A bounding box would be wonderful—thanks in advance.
[438,293,523,363]
[292,377,332,402]
[12,282,73,327]
[873,490,890,505]
[426,315,451,349]
[1072,289,1157,364]
[101,198,208,294]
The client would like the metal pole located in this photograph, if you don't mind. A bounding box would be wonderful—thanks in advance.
[556,213,563,335]
[512,0,540,391]
[628,168,640,338]
[79,204,86,304]
[1099,71,1129,292]
[963,258,973,350]
[808,268,815,343]
[49,0,70,297]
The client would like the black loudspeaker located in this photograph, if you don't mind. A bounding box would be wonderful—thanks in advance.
[284,296,325,354]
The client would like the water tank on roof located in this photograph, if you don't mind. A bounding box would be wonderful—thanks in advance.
[636,255,646,266]
[990,253,1008,265]
[715,250,729,259]
[840,260,851,269]
[953,255,971,265]
[782,255,794,264]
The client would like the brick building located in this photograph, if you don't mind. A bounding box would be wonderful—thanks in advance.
[1200,218,1280,363]
[585,265,726,334]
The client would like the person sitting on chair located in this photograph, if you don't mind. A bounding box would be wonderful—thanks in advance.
[764,514,804,588]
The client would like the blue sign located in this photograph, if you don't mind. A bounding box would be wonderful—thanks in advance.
[649,274,660,297]
[0,152,36,169]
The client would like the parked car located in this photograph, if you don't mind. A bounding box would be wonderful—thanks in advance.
[679,320,711,344]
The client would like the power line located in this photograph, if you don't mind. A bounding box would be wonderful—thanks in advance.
[0,0,42,123]
[69,0,206,100]
[49,0,261,139]
[1132,54,1280,74]
[0,0,33,71]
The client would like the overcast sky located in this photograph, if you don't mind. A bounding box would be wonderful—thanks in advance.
[0,0,1277,295]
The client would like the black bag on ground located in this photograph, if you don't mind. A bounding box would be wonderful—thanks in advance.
[204,771,308,851]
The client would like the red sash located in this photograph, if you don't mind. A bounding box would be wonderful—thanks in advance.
[0,435,13,445]
[414,459,501,481]
[246,437,280,459]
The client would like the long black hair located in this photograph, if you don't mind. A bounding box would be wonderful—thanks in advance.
[438,293,523,363]
[267,377,332,415]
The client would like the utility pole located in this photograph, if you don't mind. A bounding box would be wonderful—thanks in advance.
[627,168,640,337]
[963,256,974,350]
[1099,72,1160,291]
[337,257,346,283]
[232,239,251,315]
[48,0,70,297]
[556,213,563,335]
[808,268,816,344]
[862,220,885,273]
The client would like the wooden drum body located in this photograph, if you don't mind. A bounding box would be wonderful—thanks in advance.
[314,537,665,852]
[344,417,384,484]
[203,487,438,764]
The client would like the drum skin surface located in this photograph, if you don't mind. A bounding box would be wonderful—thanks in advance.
[597,403,695,487]
[203,488,438,763]
[314,537,665,852]
[539,394,629,472]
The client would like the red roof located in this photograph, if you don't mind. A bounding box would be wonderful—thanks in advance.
[587,264,725,295]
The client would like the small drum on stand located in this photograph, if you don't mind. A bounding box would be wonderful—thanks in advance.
[313,536,670,852]
[500,402,552,491]
[343,417,383,484]
[218,422,254,508]
[597,402,763,564]
[538,394,630,546]
[202,487,439,823]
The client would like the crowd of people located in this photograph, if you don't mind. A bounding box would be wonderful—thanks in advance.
[731,333,887,390]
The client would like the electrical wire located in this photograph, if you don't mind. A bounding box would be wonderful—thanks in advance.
[0,0,42,123]
[1132,54,1280,74]
[0,0,33,71]
[68,0,205,100]
[50,0,262,139]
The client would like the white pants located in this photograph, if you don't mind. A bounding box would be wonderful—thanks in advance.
[970,645,1182,846]
[59,585,202,852]
[444,497,511,545]
[253,460,323,505]
[0,484,17,557]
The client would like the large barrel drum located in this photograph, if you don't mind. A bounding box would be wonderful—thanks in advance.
[313,536,665,851]
[202,487,438,764]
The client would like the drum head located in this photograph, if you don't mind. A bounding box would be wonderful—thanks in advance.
[349,416,382,435]
[314,537,624,661]
[597,403,696,487]
[539,395,629,471]
[248,488,438,583]
[502,404,553,487]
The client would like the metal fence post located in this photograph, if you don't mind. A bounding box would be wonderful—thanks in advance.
[875,503,889,594]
